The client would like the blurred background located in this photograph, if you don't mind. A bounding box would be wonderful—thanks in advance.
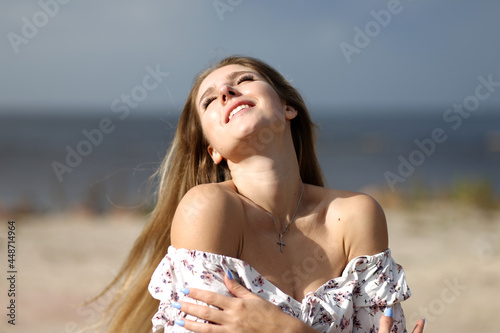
[1,1,499,332]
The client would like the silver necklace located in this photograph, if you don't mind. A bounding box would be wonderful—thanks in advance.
[265,182,305,253]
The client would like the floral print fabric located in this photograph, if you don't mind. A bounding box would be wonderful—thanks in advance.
[149,246,411,333]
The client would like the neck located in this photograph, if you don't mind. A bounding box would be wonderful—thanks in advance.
[228,143,303,229]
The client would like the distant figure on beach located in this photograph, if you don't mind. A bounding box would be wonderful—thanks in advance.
[97,56,425,333]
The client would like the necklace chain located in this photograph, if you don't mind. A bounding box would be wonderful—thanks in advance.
[266,182,305,253]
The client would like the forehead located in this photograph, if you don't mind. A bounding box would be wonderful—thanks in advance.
[197,64,256,102]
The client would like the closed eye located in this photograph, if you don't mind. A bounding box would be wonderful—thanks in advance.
[202,74,255,110]
[237,74,255,84]
[202,96,216,110]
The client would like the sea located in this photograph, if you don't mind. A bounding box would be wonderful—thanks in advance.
[1,107,499,213]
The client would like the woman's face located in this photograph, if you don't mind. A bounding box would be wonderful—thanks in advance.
[196,64,295,163]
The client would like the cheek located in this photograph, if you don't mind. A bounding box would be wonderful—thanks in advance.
[255,84,284,110]
[204,109,219,124]
[200,112,222,146]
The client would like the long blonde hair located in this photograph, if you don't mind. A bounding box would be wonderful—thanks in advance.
[97,56,325,332]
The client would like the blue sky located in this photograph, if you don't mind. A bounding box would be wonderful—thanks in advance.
[1,0,500,115]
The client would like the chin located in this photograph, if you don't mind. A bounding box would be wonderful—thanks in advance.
[231,115,270,139]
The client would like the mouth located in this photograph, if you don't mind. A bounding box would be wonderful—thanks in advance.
[226,101,255,123]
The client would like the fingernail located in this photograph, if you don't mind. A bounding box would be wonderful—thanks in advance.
[174,319,185,327]
[384,308,393,318]
[172,302,181,309]
[180,287,190,295]
[226,268,234,280]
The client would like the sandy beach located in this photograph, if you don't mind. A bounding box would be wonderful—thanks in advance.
[1,202,499,333]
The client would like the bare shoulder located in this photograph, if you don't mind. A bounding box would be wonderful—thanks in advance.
[170,181,243,257]
[318,187,388,261]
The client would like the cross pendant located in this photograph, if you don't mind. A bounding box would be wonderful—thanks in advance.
[277,234,286,253]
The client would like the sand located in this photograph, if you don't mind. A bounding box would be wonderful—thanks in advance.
[1,203,499,333]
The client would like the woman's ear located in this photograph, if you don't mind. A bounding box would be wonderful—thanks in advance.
[284,104,298,120]
[207,145,224,164]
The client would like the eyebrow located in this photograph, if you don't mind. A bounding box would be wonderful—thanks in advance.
[198,70,255,107]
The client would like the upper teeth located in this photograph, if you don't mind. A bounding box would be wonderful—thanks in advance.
[229,104,250,120]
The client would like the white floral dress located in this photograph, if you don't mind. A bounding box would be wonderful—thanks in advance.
[148,246,411,333]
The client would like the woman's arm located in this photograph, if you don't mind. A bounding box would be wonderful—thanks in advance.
[342,193,389,260]
[338,193,411,332]
[171,183,243,256]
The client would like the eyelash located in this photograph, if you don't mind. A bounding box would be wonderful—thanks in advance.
[202,97,216,110]
[202,74,255,110]
[236,74,255,84]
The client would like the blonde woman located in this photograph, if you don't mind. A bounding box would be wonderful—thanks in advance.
[99,56,424,333]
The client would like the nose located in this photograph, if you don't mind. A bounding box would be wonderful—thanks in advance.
[219,84,237,105]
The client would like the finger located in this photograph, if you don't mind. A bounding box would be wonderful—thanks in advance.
[175,300,225,325]
[378,308,394,333]
[175,317,224,333]
[224,269,256,299]
[180,287,232,309]
[412,318,425,333]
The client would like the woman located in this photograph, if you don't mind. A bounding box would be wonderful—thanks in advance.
[99,56,423,332]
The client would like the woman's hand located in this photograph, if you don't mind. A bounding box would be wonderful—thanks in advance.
[379,308,425,333]
[172,270,318,333]
[172,270,423,333]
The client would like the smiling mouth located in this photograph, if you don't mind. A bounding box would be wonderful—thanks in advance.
[228,104,252,121]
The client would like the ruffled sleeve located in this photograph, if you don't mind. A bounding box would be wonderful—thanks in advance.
[348,250,411,332]
[148,247,234,332]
